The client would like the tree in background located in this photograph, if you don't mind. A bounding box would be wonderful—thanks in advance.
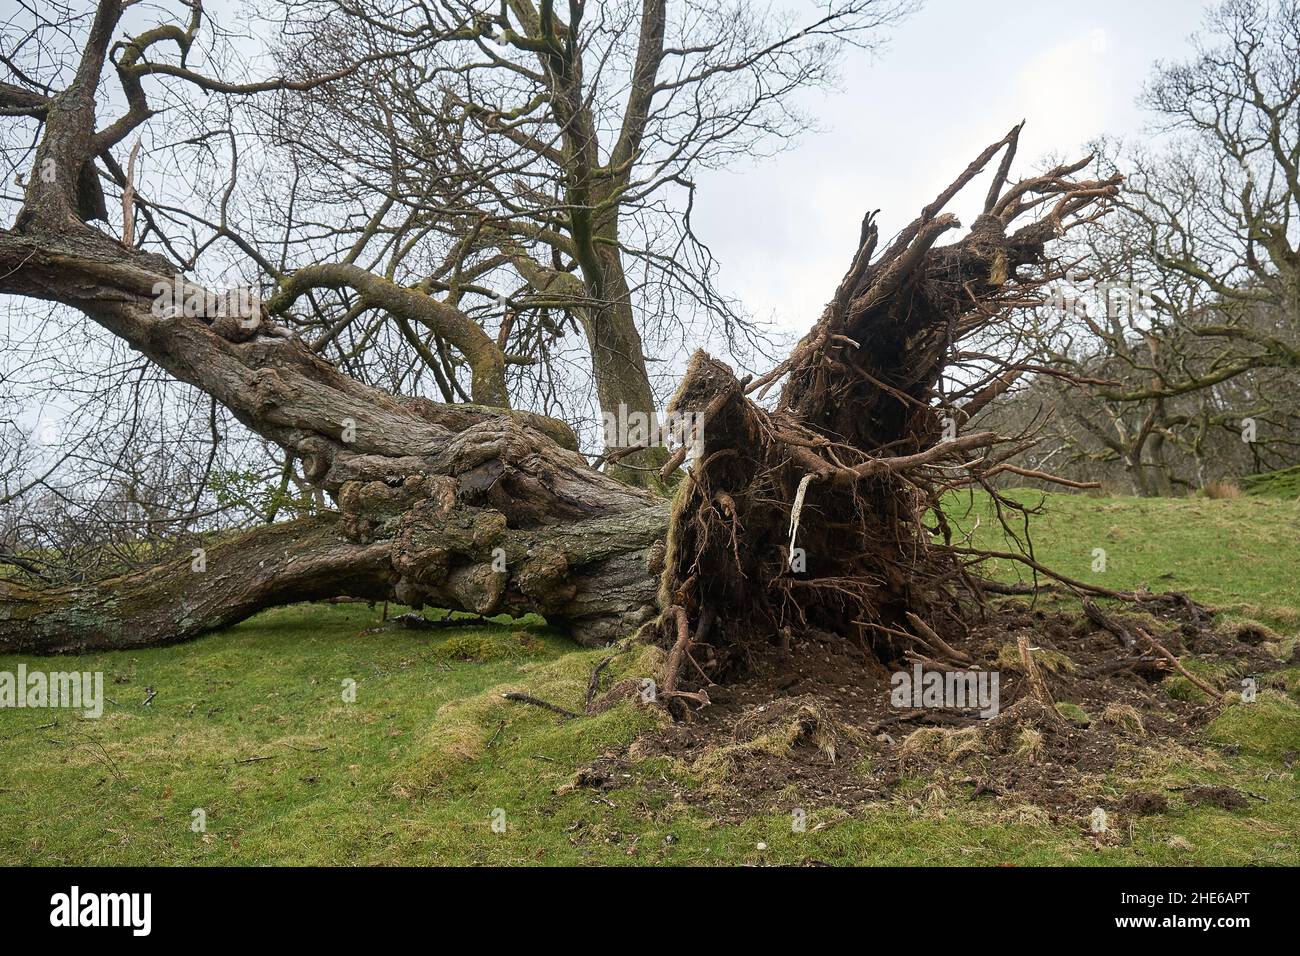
[984,0,1300,495]
[262,0,913,482]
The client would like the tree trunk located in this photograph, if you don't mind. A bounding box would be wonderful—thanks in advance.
[581,242,669,486]
[0,516,388,653]
[0,228,667,653]
[0,500,668,653]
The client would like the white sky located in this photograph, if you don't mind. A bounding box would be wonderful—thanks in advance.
[692,0,1211,337]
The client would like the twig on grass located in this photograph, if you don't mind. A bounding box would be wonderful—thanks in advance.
[501,692,580,719]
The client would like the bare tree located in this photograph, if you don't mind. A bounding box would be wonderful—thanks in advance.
[977,0,1300,496]
[33,0,915,486]
[0,0,915,596]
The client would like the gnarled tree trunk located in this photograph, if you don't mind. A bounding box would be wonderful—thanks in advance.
[0,226,669,652]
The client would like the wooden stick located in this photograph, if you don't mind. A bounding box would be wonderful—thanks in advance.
[501,692,579,719]
[905,611,972,664]
[1136,627,1219,699]
[1082,598,1135,649]
[1017,635,1065,723]
[121,138,141,248]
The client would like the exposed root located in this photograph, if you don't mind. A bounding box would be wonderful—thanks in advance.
[1137,627,1221,699]
[1017,634,1065,723]
[500,692,580,720]
[650,127,1125,700]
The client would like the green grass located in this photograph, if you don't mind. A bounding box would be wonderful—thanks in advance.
[2,493,1298,865]
[1241,464,1300,499]
[941,489,1300,632]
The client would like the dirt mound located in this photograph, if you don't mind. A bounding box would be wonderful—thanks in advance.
[578,600,1288,821]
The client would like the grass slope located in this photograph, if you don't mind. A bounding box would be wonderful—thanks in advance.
[2,493,1297,865]
[943,490,1300,632]
[1241,464,1300,500]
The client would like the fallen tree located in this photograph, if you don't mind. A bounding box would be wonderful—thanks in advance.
[1,2,1124,682]
[0,127,1118,660]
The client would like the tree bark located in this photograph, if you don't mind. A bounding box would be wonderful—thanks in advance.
[0,227,668,652]
[0,516,388,653]
[0,500,668,653]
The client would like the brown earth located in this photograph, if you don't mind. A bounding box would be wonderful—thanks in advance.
[572,599,1285,824]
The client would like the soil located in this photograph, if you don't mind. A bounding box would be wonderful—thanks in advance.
[1181,785,1249,810]
[1121,791,1171,815]
[576,598,1287,825]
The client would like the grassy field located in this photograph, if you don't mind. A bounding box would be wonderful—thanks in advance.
[943,490,1300,631]
[2,492,1297,866]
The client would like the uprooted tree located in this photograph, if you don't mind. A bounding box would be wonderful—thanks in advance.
[3,1,1164,704]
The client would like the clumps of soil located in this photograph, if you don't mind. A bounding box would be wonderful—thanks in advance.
[1054,702,1092,726]
[577,598,1288,823]
[1181,785,1249,811]
[689,697,849,794]
[1100,703,1146,736]
[1121,791,1170,815]
[570,766,622,791]
[1228,621,1281,646]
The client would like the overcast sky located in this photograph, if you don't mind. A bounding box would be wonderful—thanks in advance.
[692,0,1212,337]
